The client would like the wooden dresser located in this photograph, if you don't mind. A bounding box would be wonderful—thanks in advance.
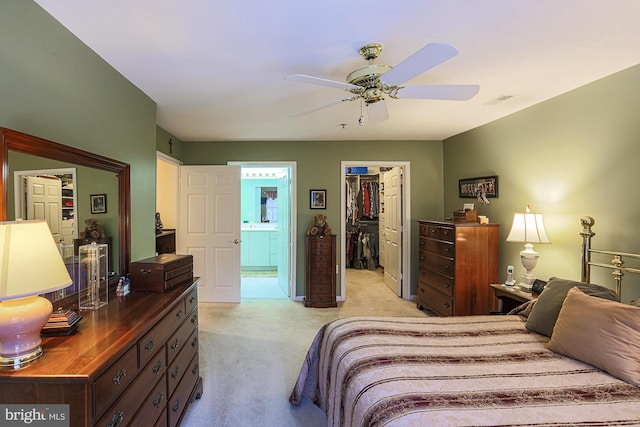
[0,280,203,427]
[417,220,499,316]
[304,234,337,307]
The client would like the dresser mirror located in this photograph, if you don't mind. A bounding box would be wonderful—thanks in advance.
[0,127,131,304]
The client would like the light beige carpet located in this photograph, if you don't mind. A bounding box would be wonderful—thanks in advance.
[180,268,429,427]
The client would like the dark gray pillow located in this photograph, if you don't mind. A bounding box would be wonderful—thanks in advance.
[525,277,619,337]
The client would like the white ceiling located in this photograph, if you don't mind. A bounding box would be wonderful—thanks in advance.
[34,0,640,142]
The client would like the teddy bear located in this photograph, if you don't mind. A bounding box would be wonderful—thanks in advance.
[80,218,107,239]
[307,214,332,236]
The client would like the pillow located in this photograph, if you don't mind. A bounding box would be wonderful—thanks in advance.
[547,287,640,386]
[525,277,618,337]
[507,299,537,317]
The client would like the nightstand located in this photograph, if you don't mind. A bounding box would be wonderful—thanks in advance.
[491,283,535,314]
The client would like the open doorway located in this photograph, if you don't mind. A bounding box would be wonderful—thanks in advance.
[231,162,296,300]
[340,161,411,301]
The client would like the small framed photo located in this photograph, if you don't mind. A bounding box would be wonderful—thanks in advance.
[90,194,107,214]
[310,189,326,210]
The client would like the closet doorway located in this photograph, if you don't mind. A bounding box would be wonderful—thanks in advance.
[340,161,411,301]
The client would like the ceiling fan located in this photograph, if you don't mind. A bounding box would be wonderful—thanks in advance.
[285,42,479,125]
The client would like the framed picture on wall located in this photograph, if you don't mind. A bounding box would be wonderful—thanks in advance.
[459,176,499,199]
[310,189,326,209]
[91,194,107,214]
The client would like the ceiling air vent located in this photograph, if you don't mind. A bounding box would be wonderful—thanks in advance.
[483,95,514,105]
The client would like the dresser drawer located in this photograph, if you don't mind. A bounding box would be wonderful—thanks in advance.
[94,344,139,419]
[185,287,198,316]
[425,238,454,257]
[424,285,454,316]
[129,373,167,427]
[419,267,454,297]
[168,357,199,427]
[419,223,429,237]
[167,310,198,365]
[423,251,454,276]
[96,346,165,426]
[139,300,187,368]
[427,224,455,242]
[167,329,199,397]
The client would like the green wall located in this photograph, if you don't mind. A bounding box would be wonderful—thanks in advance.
[157,126,185,161]
[182,140,445,297]
[444,64,640,302]
[1,0,158,264]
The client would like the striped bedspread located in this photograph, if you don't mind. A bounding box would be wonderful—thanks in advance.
[290,315,640,426]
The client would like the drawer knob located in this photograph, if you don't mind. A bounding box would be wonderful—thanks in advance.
[153,392,164,408]
[153,359,163,375]
[192,364,199,375]
[171,338,180,351]
[189,296,196,304]
[172,399,181,413]
[191,315,198,325]
[191,337,198,348]
[112,368,127,385]
[107,410,124,427]
[171,366,181,379]
[176,310,184,320]
[144,339,154,352]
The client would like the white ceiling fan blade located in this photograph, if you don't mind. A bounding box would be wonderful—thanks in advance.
[382,42,459,86]
[288,97,355,118]
[399,84,480,101]
[285,74,361,91]
[366,100,389,125]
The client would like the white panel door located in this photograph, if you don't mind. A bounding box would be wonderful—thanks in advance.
[178,166,241,302]
[26,176,62,242]
[383,167,402,296]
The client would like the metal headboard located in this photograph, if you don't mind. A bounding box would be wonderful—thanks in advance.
[580,216,640,297]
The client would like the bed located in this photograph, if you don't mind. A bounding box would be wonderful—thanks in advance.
[290,217,640,426]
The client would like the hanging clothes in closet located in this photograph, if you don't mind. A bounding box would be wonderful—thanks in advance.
[345,174,380,270]
[345,175,379,223]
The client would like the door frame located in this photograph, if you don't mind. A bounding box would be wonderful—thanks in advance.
[340,161,412,301]
[229,161,297,301]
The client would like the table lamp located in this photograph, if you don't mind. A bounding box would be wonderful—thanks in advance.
[506,206,550,289]
[0,220,72,368]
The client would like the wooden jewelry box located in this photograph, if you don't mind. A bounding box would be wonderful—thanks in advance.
[130,253,193,293]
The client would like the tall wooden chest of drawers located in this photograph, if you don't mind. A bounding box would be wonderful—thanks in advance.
[417,220,499,316]
[305,234,337,307]
[0,280,203,427]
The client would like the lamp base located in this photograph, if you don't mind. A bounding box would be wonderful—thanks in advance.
[0,346,43,369]
[0,295,53,369]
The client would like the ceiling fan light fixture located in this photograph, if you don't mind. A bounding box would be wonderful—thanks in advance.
[358,43,384,62]
[286,41,479,124]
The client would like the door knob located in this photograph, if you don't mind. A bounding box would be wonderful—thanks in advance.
[234,239,241,244]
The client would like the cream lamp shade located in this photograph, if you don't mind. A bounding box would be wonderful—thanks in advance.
[0,220,73,368]
[506,207,550,288]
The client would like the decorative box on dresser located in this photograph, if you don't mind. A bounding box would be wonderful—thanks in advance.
[305,234,337,307]
[0,279,203,427]
[417,220,499,316]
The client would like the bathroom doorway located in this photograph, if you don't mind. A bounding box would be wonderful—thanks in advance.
[232,162,296,300]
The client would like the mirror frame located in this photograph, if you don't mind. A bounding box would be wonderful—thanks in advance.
[0,127,131,276]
